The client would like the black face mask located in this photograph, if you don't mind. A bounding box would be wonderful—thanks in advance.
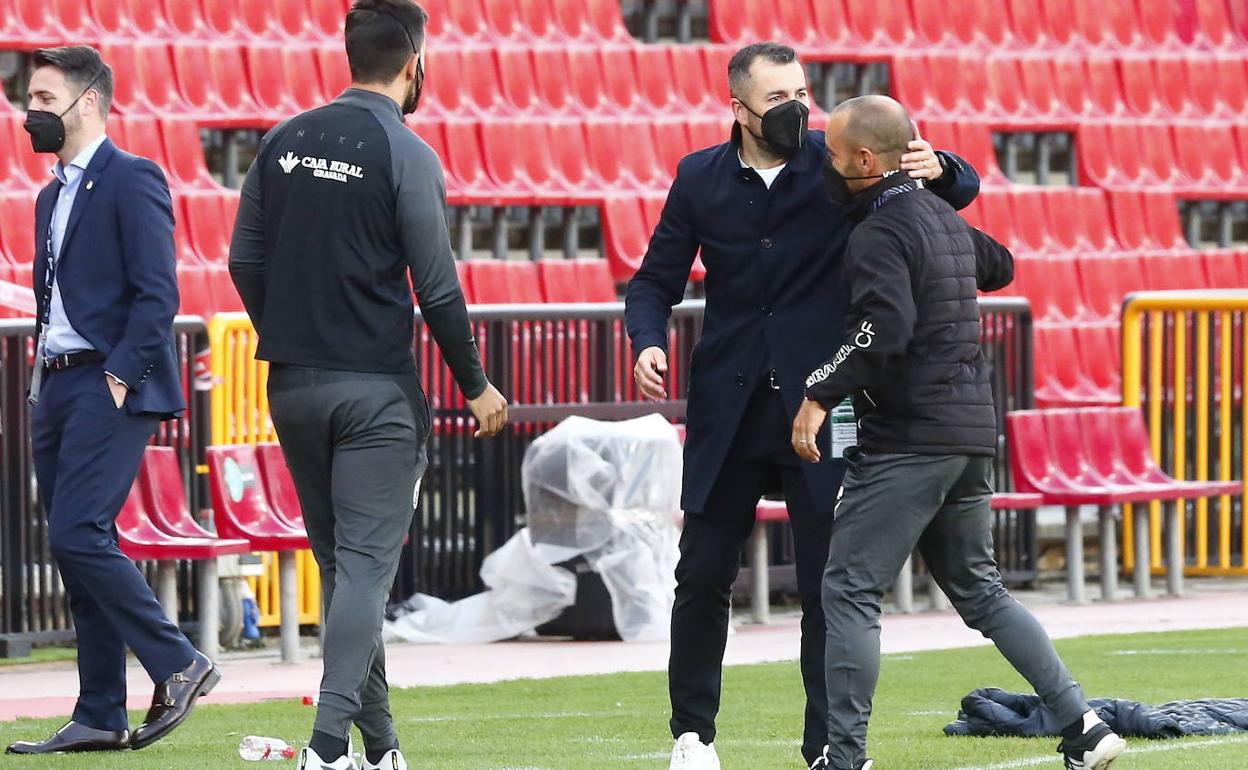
[375,8,423,115]
[740,98,809,159]
[822,154,886,204]
[402,53,424,115]
[23,69,103,154]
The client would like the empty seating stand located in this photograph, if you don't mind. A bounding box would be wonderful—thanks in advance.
[1007,407,1241,602]
[207,444,310,662]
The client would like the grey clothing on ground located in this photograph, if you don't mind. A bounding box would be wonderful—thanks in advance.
[267,365,430,751]
[822,450,1088,769]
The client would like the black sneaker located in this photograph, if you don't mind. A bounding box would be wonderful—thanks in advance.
[1057,715,1126,770]
[807,747,874,770]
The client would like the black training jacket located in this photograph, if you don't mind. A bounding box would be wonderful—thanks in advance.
[803,172,1013,456]
[228,89,487,399]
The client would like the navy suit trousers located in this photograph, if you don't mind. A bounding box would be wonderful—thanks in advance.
[31,363,195,732]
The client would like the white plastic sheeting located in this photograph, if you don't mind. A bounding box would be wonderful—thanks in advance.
[384,414,682,644]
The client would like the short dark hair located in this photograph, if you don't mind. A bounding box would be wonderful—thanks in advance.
[32,45,114,116]
[727,42,798,97]
[345,0,428,85]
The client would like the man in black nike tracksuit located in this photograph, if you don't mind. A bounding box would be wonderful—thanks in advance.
[228,2,507,769]
[791,96,1127,770]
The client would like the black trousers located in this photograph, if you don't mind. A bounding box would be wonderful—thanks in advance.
[267,365,430,751]
[31,363,196,732]
[669,381,840,765]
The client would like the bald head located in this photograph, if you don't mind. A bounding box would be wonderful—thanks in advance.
[828,95,913,167]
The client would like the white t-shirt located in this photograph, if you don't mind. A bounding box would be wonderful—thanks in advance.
[740,151,786,189]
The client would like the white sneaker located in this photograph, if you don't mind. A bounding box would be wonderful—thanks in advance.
[362,749,408,770]
[298,746,358,770]
[1058,711,1127,770]
[668,732,720,770]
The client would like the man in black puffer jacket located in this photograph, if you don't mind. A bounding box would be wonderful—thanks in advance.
[792,96,1127,770]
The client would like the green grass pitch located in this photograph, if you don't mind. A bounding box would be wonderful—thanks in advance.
[0,627,1244,768]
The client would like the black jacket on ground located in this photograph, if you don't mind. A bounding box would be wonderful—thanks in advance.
[945,687,1248,739]
[803,172,1013,456]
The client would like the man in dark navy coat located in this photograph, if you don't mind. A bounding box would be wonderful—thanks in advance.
[7,46,218,757]
[625,43,981,770]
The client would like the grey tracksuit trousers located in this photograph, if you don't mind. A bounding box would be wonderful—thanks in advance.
[822,450,1089,769]
[267,365,430,752]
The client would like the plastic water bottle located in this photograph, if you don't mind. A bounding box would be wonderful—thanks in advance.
[238,736,296,761]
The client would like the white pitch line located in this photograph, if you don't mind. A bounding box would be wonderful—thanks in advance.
[951,734,1248,770]
[1110,648,1246,656]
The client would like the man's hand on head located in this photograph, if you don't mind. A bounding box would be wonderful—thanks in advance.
[900,121,944,182]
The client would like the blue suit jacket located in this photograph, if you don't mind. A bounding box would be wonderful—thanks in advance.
[625,128,980,513]
[31,138,185,418]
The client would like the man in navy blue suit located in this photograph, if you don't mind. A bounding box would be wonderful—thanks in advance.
[6,46,220,756]
[625,43,981,770]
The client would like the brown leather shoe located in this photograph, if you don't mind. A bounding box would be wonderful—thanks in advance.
[6,721,129,754]
[129,651,222,750]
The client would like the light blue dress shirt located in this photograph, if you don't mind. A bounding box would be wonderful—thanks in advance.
[44,133,108,357]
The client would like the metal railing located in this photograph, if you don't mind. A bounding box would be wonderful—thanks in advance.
[1121,290,1248,578]
[0,317,210,655]
[208,298,1034,625]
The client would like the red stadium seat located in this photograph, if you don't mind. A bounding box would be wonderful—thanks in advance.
[537,259,616,303]
[441,120,505,205]
[160,120,219,192]
[1015,56,1064,122]
[1077,253,1148,319]
[975,192,1020,251]
[162,0,208,37]
[460,47,509,116]
[309,0,347,40]
[1152,56,1195,117]
[314,47,349,97]
[1073,0,1142,49]
[479,118,558,204]
[1045,188,1119,254]
[809,0,856,53]
[201,0,242,38]
[1012,254,1088,321]
[515,0,559,41]
[140,446,244,542]
[952,122,1007,186]
[466,260,543,304]
[116,114,168,170]
[549,0,629,43]
[1074,322,1123,398]
[845,0,916,49]
[421,47,466,118]
[653,119,693,179]
[1136,122,1182,188]
[1140,251,1210,291]
[1186,55,1248,118]
[256,443,304,528]
[1173,123,1248,190]
[598,47,643,114]
[547,120,604,197]
[1031,324,1111,407]
[1138,190,1189,252]
[530,48,579,115]
[1203,249,1246,287]
[1188,0,1241,49]
[601,195,650,282]
[445,0,490,42]
[171,43,260,126]
[773,0,828,53]
[88,0,169,39]
[1078,121,1147,187]
[1007,0,1052,48]
[708,0,786,44]
[668,45,718,114]
[1101,407,1242,497]
[1010,188,1058,254]
[0,194,36,266]
[497,47,545,116]
[279,46,327,112]
[584,119,668,192]
[1119,57,1165,117]
[1039,0,1078,48]
[207,445,309,552]
[0,115,40,190]
[1137,0,1185,48]
[635,47,682,116]
[1107,189,1158,251]
[117,484,251,563]
[483,0,531,40]
[183,192,232,265]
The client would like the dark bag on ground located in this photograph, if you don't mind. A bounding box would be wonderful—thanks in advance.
[944,687,1248,739]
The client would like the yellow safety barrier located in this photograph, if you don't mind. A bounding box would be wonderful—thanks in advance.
[209,313,321,626]
[1121,291,1248,577]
